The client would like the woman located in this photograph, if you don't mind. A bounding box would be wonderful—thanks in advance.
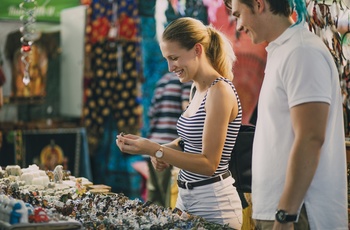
[116,17,242,229]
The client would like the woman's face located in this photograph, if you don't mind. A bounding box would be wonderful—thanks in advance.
[160,40,198,83]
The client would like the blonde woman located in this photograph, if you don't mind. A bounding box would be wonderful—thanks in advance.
[116,17,242,229]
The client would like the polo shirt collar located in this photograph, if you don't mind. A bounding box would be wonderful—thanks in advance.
[266,23,304,52]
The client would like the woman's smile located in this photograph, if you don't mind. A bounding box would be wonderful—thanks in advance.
[174,69,184,77]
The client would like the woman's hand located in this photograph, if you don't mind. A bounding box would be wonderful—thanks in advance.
[116,133,159,156]
[150,156,170,171]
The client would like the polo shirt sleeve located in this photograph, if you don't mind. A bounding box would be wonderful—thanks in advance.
[282,46,332,108]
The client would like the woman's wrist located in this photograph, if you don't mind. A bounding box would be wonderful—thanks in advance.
[153,144,164,159]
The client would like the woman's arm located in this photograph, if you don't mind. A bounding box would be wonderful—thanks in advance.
[116,81,238,176]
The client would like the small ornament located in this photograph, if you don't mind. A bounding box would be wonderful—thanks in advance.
[53,165,63,184]
[75,178,86,195]
[21,45,31,52]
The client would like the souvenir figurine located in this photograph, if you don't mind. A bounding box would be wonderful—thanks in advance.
[53,165,63,184]
[75,178,86,195]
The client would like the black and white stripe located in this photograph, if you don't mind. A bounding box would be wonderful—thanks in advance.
[177,77,242,181]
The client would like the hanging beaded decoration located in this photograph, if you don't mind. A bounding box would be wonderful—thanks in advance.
[19,0,38,86]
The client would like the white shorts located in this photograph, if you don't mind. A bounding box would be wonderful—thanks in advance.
[175,173,242,229]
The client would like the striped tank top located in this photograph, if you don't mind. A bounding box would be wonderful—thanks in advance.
[177,77,242,181]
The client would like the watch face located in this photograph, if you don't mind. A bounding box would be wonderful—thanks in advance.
[155,149,163,158]
[276,210,286,222]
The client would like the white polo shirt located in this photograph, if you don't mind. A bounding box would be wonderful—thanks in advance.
[252,24,348,229]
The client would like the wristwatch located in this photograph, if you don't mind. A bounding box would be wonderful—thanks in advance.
[275,209,297,223]
[155,146,164,159]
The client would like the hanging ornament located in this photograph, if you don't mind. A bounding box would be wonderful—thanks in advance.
[19,0,38,86]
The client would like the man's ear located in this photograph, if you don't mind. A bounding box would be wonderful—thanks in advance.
[255,0,265,13]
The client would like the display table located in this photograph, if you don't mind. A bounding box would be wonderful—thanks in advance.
[0,164,231,230]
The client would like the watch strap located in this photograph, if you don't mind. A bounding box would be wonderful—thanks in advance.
[284,214,297,222]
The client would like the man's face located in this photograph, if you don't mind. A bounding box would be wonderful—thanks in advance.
[230,0,265,44]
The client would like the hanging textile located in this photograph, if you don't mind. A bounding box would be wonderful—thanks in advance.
[83,0,142,152]
[83,39,142,152]
[82,0,144,199]
[139,15,168,137]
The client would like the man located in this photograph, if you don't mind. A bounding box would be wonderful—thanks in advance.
[224,0,348,229]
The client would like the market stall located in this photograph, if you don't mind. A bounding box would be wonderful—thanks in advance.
[0,0,349,228]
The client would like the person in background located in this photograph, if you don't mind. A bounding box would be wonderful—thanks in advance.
[116,17,243,229]
[146,72,191,208]
[224,0,348,229]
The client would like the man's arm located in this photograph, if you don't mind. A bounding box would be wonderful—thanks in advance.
[275,102,329,228]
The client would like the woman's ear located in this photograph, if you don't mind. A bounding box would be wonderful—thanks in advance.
[194,43,202,56]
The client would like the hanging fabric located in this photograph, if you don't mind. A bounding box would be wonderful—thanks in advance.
[83,0,142,154]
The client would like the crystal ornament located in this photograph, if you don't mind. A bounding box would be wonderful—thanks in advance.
[19,0,38,86]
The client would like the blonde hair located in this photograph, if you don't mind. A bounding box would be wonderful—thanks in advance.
[162,17,236,81]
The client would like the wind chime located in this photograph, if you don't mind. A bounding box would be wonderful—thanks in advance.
[19,0,37,86]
